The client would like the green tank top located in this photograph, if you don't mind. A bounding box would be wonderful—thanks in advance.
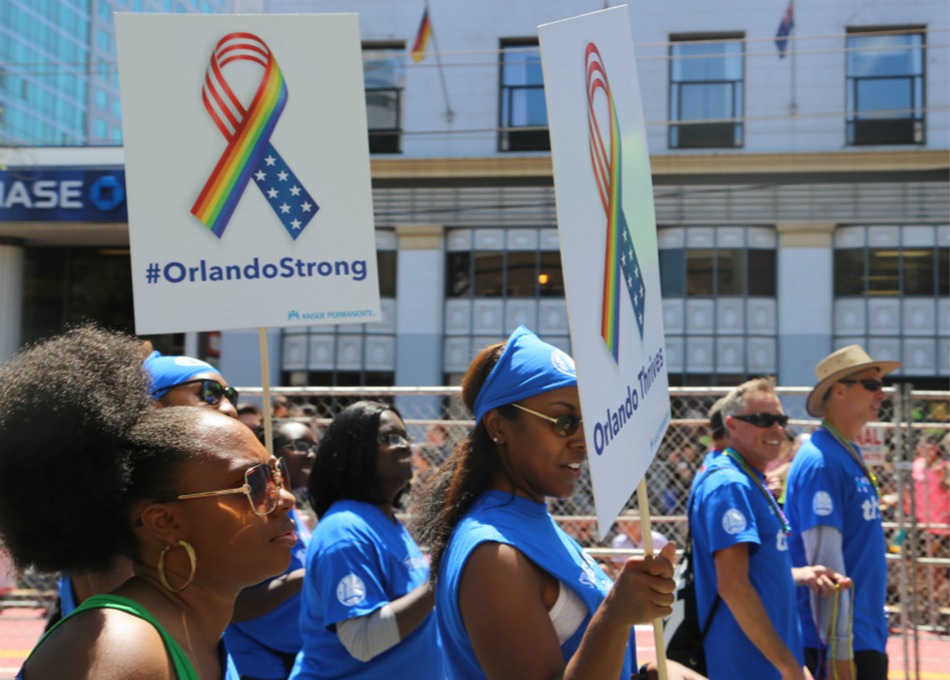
[25,594,198,679]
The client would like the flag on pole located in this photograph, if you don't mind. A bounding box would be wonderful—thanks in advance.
[775,0,794,58]
[411,8,432,63]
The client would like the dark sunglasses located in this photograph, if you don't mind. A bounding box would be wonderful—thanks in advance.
[172,458,290,516]
[839,378,884,393]
[731,412,789,428]
[156,378,239,407]
[512,403,583,437]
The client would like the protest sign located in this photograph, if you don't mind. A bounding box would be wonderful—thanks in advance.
[116,13,379,334]
[539,5,670,539]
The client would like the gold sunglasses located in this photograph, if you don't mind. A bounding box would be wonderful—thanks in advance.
[169,458,290,516]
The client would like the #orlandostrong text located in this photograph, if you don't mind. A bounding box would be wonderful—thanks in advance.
[143,256,368,285]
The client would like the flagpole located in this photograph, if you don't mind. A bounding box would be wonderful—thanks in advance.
[426,6,455,123]
[790,23,798,113]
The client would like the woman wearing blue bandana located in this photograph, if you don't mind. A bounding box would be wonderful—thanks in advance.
[414,326,681,680]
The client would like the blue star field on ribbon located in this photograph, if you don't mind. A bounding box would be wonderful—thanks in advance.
[251,143,319,240]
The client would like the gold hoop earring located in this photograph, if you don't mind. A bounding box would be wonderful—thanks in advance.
[158,541,197,593]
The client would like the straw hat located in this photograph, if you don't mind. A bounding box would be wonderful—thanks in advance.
[806,345,901,417]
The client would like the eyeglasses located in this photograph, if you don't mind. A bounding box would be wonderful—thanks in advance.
[171,458,290,516]
[731,412,789,428]
[156,379,239,407]
[511,403,583,437]
[377,433,413,448]
[281,439,316,454]
[839,378,884,393]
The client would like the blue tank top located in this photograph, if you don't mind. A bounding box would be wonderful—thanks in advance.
[437,490,636,679]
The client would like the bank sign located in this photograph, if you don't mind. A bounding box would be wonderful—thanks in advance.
[0,168,127,222]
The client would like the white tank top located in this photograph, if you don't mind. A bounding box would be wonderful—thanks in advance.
[548,580,588,644]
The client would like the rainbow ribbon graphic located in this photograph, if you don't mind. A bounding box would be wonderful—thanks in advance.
[191,33,317,240]
[585,42,646,362]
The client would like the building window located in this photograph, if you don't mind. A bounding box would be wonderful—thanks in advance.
[377,250,398,298]
[833,225,948,384]
[442,228,571,378]
[658,227,778,384]
[278,235,397,387]
[669,35,744,149]
[363,44,405,154]
[446,250,564,298]
[846,28,924,145]
[659,243,775,297]
[499,39,549,152]
[835,242,948,296]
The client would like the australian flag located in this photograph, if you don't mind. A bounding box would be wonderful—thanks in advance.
[775,1,794,58]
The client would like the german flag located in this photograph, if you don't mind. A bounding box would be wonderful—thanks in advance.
[411,8,432,63]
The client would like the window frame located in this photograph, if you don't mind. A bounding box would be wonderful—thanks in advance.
[668,33,745,150]
[498,38,550,152]
[363,42,405,154]
[845,27,925,146]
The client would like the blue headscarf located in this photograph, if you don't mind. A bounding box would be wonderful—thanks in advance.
[473,326,577,424]
[144,351,222,398]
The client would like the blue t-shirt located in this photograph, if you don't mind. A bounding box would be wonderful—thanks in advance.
[224,506,311,679]
[691,448,722,493]
[785,428,888,653]
[437,490,636,680]
[290,500,442,680]
[689,454,802,680]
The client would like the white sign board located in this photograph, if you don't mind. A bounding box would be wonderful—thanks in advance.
[539,5,670,539]
[856,426,886,467]
[116,14,379,334]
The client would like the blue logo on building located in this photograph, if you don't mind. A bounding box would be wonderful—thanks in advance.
[0,168,128,222]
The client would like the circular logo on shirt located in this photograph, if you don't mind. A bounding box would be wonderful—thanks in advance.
[722,508,747,534]
[551,349,576,377]
[336,574,366,607]
[813,491,834,516]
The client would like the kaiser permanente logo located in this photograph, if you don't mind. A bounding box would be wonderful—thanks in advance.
[191,33,318,240]
[585,42,646,362]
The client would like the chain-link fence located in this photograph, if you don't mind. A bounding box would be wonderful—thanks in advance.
[3,384,947,664]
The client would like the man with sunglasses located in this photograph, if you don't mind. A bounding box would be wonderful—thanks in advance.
[688,377,848,680]
[785,346,901,680]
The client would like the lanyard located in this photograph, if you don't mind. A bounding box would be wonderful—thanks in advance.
[821,420,880,496]
[722,448,791,535]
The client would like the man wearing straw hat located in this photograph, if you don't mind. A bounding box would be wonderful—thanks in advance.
[785,345,901,680]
